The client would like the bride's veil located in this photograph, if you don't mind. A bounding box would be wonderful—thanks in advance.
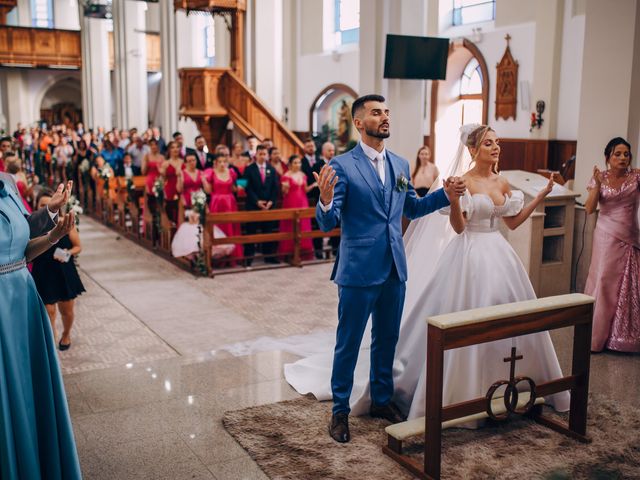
[402,124,478,309]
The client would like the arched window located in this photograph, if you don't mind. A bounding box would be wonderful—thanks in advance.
[452,0,496,26]
[335,0,359,46]
[459,58,484,125]
[31,0,53,28]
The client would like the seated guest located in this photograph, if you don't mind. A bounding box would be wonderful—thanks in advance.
[31,188,85,351]
[182,153,210,209]
[116,153,135,178]
[244,145,279,265]
[160,141,185,224]
[412,145,438,197]
[278,154,316,259]
[186,135,214,171]
[206,153,242,261]
[584,137,640,353]
[269,147,288,177]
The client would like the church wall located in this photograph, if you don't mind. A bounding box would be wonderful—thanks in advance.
[54,0,80,30]
[556,0,585,141]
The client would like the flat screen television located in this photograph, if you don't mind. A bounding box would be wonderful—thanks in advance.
[383,35,449,80]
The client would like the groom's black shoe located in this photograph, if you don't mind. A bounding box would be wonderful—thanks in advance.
[329,412,350,443]
[369,402,405,424]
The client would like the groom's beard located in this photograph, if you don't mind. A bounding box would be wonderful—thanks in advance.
[365,126,390,139]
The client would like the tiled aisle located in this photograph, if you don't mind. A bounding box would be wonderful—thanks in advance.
[61,217,639,480]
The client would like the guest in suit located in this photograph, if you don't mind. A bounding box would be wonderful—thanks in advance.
[311,142,339,258]
[172,131,187,159]
[301,138,318,185]
[262,138,274,150]
[186,135,215,171]
[152,127,167,154]
[244,135,259,161]
[244,145,280,265]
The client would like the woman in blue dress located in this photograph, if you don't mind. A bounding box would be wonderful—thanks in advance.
[0,177,82,479]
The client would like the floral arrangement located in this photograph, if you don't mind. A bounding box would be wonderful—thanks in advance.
[395,174,409,192]
[100,166,112,197]
[152,177,165,202]
[191,189,208,276]
[65,195,83,229]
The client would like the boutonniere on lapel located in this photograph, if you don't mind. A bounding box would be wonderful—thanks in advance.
[395,174,409,192]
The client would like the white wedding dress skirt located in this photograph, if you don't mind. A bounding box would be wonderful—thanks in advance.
[285,191,570,420]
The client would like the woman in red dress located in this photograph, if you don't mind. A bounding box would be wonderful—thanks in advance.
[278,154,317,259]
[160,141,184,224]
[182,153,210,209]
[206,154,243,260]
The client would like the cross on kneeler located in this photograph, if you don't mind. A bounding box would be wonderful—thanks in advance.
[504,346,523,382]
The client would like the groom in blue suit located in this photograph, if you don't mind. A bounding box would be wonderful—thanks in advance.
[315,95,464,442]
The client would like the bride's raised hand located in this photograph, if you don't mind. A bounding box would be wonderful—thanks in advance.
[538,173,556,198]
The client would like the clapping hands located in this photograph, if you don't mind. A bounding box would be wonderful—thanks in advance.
[48,181,73,214]
[444,176,466,201]
[592,165,603,186]
[48,211,75,245]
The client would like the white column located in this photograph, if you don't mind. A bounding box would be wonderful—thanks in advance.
[112,0,148,129]
[359,0,427,162]
[4,70,29,129]
[574,0,638,200]
[16,0,30,26]
[214,15,230,67]
[282,0,297,128]
[254,0,283,116]
[54,0,80,30]
[79,9,112,129]
[159,0,178,135]
[530,0,564,139]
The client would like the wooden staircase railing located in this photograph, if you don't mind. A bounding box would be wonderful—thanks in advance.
[179,67,305,159]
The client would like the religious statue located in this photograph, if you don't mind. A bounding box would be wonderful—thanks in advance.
[336,100,351,148]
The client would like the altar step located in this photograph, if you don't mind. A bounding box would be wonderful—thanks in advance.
[386,392,545,441]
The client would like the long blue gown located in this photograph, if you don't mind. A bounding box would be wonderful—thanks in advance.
[0,183,82,479]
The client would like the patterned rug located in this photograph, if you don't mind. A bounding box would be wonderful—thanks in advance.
[223,394,640,479]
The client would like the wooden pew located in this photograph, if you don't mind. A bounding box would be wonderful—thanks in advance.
[383,293,595,480]
[203,207,340,276]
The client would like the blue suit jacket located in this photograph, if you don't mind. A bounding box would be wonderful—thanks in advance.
[316,144,449,287]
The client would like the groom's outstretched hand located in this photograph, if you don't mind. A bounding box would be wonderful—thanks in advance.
[444,176,466,200]
[313,164,338,206]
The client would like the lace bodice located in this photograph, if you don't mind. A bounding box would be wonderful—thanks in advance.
[440,190,524,232]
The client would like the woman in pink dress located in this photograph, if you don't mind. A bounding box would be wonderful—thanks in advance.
[182,153,210,209]
[278,154,317,259]
[160,141,185,224]
[585,137,640,353]
[206,154,243,260]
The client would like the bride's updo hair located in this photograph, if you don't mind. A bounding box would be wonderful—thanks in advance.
[464,124,498,173]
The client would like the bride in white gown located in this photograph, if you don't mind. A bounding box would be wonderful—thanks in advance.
[284,124,570,420]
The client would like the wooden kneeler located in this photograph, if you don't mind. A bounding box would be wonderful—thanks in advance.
[383,293,595,480]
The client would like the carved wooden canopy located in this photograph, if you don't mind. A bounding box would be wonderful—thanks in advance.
[495,34,518,121]
[0,0,17,25]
